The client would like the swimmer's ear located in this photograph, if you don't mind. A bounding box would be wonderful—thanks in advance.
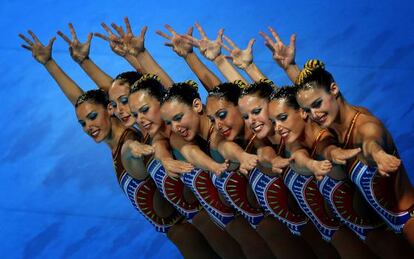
[300,108,308,120]
[107,103,115,116]
[330,82,339,98]
[192,98,203,113]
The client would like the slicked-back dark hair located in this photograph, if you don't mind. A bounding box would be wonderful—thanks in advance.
[269,86,300,110]
[208,82,242,106]
[114,71,143,86]
[75,89,110,108]
[130,74,166,102]
[161,80,200,106]
[240,79,275,100]
[295,60,336,95]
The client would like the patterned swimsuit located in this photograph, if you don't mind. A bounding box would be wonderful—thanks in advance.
[342,111,414,233]
[175,126,235,228]
[211,134,264,227]
[250,140,309,235]
[144,134,202,221]
[113,129,182,233]
[282,130,340,241]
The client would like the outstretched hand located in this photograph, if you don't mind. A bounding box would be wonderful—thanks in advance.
[19,30,56,65]
[259,27,296,70]
[57,23,92,64]
[183,22,223,61]
[162,158,194,178]
[211,160,230,176]
[329,147,361,165]
[309,160,332,181]
[221,35,254,69]
[156,24,194,58]
[239,153,258,175]
[271,156,293,174]
[95,17,147,57]
[128,141,154,158]
[372,150,401,177]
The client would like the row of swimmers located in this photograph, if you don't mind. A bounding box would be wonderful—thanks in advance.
[19,18,414,258]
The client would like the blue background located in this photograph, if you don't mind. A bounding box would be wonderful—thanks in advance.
[2,0,414,258]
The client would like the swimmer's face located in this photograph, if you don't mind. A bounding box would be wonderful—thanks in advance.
[160,99,201,141]
[76,101,112,143]
[268,98,305,144]
[108,79,135,128]
[206,96,244,141]
[238,94,272,139]
[129,90,163,137]
[296,84,339,128]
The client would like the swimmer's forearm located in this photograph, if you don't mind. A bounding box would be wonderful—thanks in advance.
[44,59,84,106]
[79,58,113,92]
[136,49,174,88]
[184,52,221,91]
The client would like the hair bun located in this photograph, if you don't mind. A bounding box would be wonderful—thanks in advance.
[184,80,198,90]
[131,73,160,89]
[258,78,275,87]
[139,73,161,83]
[233,80,247,89]
[304,59,325,71]
[295,59,325,85]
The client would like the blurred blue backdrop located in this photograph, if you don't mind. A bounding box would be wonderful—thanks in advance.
[1,0,414,258]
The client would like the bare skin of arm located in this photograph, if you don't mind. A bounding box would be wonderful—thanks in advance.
[184,23,248,84]
[221,35,268,82]
[19,31,83,106]
[57,23,113,92]
[94,20,145,74]
[289,144,333,180]
[152,135,194,178]
[156,24,221,91]
[289,130,360,180]
[260,27,300,83]
[96,17,174,87]
[169,133,228,176]
[217,140,258,175]
[121,139,154,180]
[357,120,401,177]
[255,143,292,174]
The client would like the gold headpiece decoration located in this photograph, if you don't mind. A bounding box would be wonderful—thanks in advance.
[233,79,248,89]
[131,73,161,89]
[295,59,325,85]
[257,78,275,87]
[184,80,199,90]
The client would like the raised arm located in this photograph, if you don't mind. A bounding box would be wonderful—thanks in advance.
[57,23,113,92]
[259,27,300,83]
[184,23,248,84]
[221,35,267,82]
[96,17,174,87]
[94,20,145,75]
[156,24,221,91]
[19,31,83,106]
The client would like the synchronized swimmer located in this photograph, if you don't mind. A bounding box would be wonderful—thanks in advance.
[19,17,414,258]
